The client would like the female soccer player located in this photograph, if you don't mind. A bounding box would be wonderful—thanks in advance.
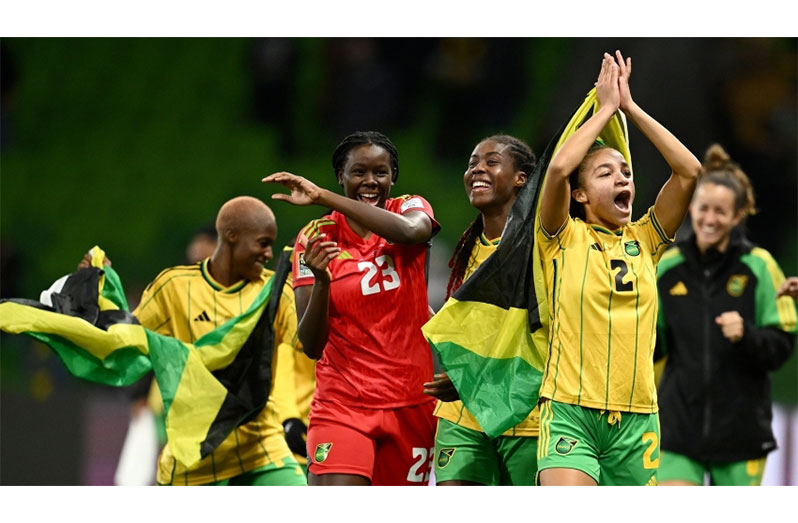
[535,50,701,485]
[423,135,541,485]
[263,131,438,486]
[655,144,797,485]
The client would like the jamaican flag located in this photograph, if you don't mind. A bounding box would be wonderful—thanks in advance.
[422,87,631,437]
[0,246,291,468]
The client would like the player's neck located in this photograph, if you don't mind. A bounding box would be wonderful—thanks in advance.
[207,251,239,288]
[480,208,510,241]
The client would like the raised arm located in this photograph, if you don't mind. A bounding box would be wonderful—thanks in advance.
[615,50,701,238]
[539,53,620,235]
[263,172,433,244]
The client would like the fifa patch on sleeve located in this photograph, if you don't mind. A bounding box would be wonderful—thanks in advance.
[297,253,314,279]
[400,197,424,213]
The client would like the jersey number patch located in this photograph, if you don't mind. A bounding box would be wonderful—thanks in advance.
[358,255,400,296]
[642,431,660,469]
[611,259,634,292]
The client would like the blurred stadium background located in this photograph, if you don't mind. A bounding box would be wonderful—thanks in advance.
[1,37,795,485]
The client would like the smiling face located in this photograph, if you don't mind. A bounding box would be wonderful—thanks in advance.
[337,144,394,208]
[464,140,526,213]
[690,182,742,253]
[230,214,277,282]
[572,147,635,230]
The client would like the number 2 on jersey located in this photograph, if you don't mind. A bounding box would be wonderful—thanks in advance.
[358,255,401,296]
[611,259,634,292]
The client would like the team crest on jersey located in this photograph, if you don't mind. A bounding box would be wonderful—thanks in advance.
[437,448,456,469]
[314,443,333,463]
[297,253,313,278]
[554,437,578,455]
[669,281,688,296]
[624,240,641,257]
[726,274,748,297]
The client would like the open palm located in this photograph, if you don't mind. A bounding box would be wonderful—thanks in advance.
[262,171,321,206]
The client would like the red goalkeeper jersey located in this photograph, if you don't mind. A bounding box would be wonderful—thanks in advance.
[292,195,438,409]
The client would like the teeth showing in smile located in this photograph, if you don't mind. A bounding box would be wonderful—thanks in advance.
[472,181,490,190]
[358,193,380,205]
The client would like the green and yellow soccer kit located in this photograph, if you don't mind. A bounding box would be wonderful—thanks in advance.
[434,233,540,485]
[535,207,673,484]
[134,259,304,486]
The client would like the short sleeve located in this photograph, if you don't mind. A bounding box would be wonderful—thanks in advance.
[398,195,440,236]
[132,276,170,334]
[632,206,675,265]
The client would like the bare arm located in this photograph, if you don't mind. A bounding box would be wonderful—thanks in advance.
[263,172,434,244]
[615,50,700,237]
[294,235,340,360]
[539,53,620,235]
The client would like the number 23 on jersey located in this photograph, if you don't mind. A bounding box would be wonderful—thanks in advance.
[358,255,401,296]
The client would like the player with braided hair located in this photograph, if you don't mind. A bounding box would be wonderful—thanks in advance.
[423,134,542,485]
[263,131,438,486]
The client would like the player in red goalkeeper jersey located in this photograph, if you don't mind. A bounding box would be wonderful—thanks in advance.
[263,131,439,486]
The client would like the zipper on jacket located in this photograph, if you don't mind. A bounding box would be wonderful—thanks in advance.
[701,269,712,463]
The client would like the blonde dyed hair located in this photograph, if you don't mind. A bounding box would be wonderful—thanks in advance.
[699,143,758,219]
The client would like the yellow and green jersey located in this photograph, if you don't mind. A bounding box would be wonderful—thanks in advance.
[536,207,673,414]
[434,233,540,436]
[133,258,297,485]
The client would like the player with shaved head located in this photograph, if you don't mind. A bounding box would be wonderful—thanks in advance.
[112,195,307,486]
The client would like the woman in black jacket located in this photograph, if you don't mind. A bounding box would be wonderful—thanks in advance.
[655,143,797,485]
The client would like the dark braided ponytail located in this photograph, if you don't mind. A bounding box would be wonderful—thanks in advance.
[445,134,536,300]
[445,215,484,300]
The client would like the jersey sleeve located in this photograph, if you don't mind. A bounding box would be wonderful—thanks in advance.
[132,272,171,334]
[632,206,675,265]
[397,195,441,236]
[536,215,573,260]
[748,248,798,333]
[292,219,335,288]
[270,281,302,421]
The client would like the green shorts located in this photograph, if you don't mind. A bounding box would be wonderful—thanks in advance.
[434,418,538,486]
[537,400,660,486]
[658,450,766,486]
[204,459,307,486]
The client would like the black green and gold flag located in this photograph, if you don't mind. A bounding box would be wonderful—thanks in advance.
[0,246,291,468]
[422,88,631,438]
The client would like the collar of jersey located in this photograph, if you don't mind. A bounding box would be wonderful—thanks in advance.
[590,224,623,236]
[479,232,501,246]
[201,258,248,293]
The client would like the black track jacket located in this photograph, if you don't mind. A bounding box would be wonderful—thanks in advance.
[655,230,796,462]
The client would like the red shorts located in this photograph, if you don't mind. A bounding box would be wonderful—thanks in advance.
[307,399,436,485]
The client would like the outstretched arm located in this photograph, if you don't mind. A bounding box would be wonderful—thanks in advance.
[263,172,433,244]
[615,50,701,238]
[539,53,620,235]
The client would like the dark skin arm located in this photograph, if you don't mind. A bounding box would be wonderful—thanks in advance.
[263,172,434,244]
[294,234,340,360]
